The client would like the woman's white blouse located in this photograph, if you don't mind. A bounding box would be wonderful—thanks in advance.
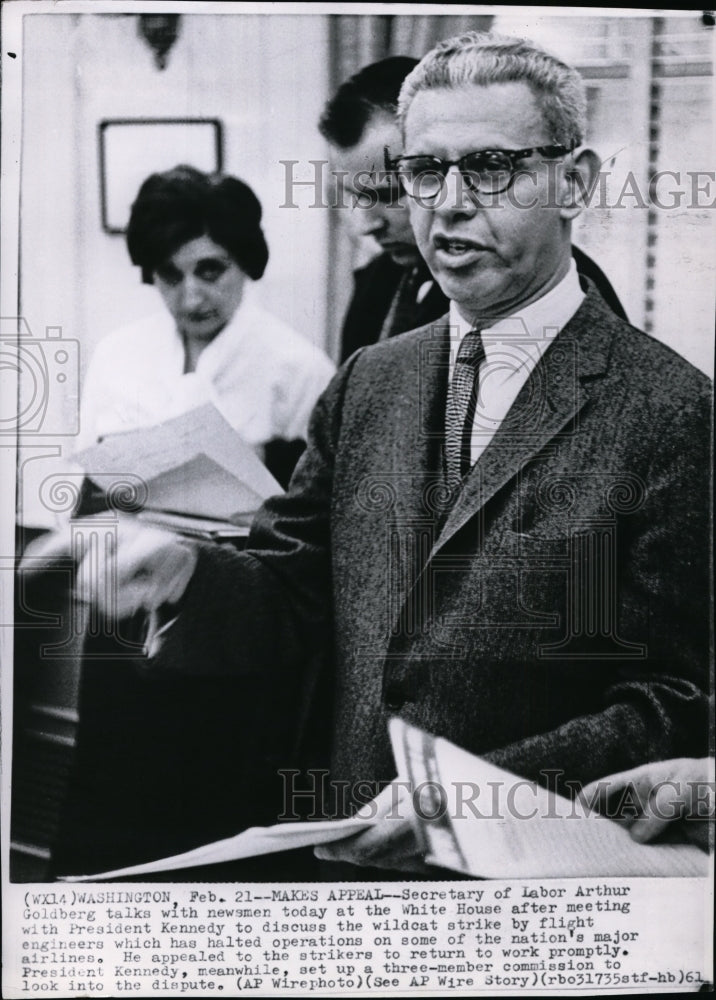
[75,288,336,455]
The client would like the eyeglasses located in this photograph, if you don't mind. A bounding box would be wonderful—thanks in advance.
[384,145,573,200]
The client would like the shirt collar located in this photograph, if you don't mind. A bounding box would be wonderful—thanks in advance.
[448,260,584,366]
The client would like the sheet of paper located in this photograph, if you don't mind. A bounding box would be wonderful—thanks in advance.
[140,453,265,520]
[389,717,710,879]
[73,403,282,516]
[60,813,378,882]
[62,715,708,882]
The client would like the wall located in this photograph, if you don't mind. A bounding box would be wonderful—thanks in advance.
[20,12,331,363]
[493,10,714,374]
[17,11,331,525]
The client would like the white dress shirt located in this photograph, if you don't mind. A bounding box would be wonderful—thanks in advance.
[448,261,585,468]
[75,284,336,456]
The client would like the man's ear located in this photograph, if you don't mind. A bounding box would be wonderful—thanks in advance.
[559,148,602,220]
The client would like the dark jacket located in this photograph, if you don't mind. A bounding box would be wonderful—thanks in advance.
[164,286,710,820]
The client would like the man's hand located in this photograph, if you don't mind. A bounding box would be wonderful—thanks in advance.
[314,783,431,873]
[581,758,715,852]
[20,515,198,621]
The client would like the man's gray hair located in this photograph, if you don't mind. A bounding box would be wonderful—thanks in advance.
[398,30,586,149]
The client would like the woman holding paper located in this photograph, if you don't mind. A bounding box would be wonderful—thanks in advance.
[37,168,334,879]
[76,165,335,487]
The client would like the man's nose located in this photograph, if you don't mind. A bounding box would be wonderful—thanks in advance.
[433,166,479,218]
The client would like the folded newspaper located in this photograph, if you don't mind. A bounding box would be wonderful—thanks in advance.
[61,719,708,881]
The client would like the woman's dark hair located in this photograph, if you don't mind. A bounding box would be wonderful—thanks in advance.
[126,165,269,283]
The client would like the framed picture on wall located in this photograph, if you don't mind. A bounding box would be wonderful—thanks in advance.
[98,117,223,233]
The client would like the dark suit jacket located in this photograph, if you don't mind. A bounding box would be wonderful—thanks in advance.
[340,245,627,362]
[163,287,710,821]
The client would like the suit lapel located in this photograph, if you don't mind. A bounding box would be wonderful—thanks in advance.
[430,288,616,557]
[383,317,451,525]
[368,319,450,635]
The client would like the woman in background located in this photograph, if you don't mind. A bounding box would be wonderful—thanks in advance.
[77,165,335,487]
[48,167,335,879]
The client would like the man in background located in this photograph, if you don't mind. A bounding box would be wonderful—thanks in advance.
[319,55,627,363]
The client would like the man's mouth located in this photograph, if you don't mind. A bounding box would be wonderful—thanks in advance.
[432,235,489,268]
[434,235,487,255]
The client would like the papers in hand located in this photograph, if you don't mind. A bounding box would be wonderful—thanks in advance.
[389,718,710,879]
[61,719,710,881]
[60,814,379,882]
[72,403,282,525]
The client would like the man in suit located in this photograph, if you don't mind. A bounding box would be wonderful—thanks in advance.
[319,56,627,363]
[30,30,710,876]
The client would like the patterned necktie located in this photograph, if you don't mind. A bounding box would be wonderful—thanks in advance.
[444,330,486,492]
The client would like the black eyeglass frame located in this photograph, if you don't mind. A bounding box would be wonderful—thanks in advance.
[384,144,574,198]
